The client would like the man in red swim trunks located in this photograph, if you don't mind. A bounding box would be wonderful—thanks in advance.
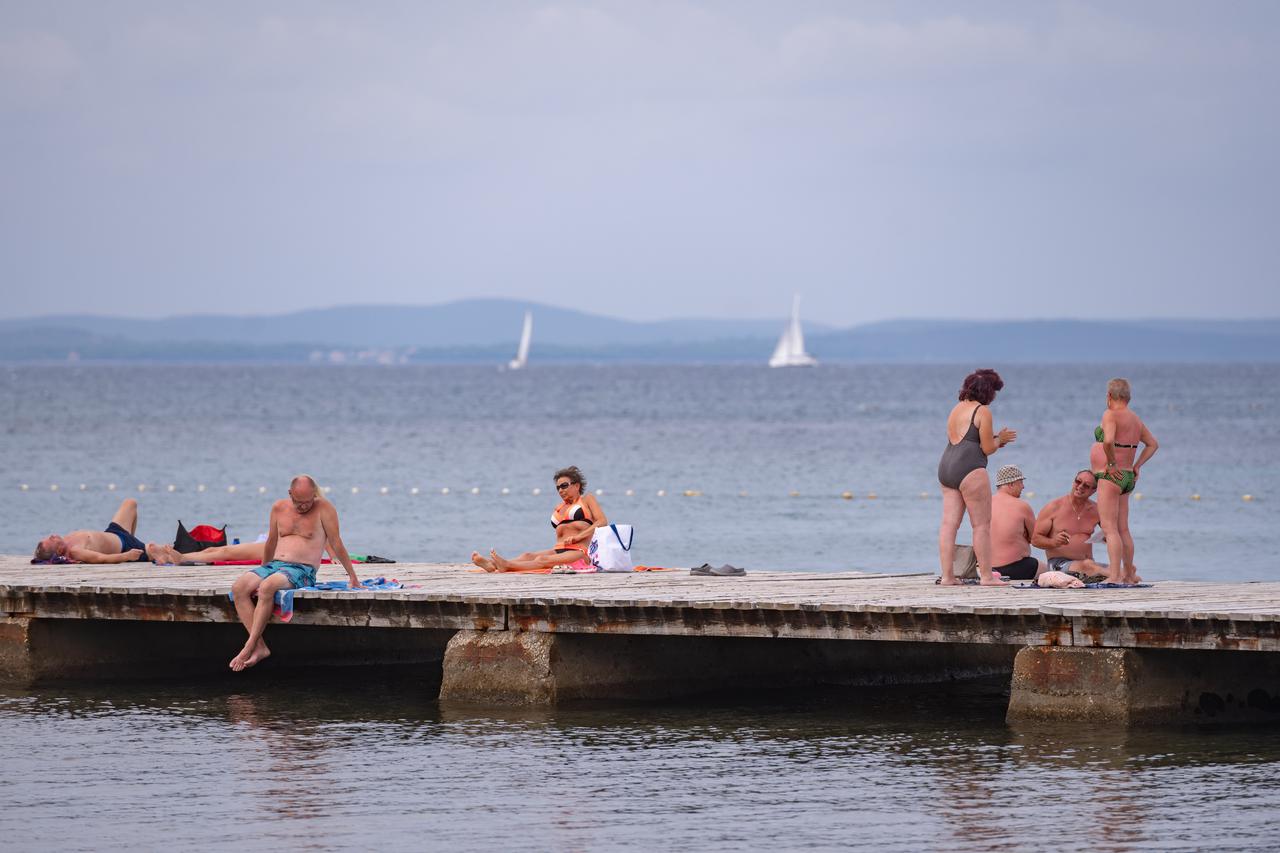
[32,498,169,564]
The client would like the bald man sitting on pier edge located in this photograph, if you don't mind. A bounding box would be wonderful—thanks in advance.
[228,475,362,672]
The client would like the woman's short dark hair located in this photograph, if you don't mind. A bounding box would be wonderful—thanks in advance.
[554,466,586,489]
[959,369,1004,405]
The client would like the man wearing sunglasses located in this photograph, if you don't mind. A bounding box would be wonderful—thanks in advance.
[1031,470,1110,579]
[228,474,362,672]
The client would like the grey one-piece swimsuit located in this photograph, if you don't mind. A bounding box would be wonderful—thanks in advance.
[938,404,987,489]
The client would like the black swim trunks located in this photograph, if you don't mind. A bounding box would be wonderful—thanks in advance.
[105,522,151,561]
[992,555,1039,581]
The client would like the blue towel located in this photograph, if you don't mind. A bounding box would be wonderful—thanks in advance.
[228,577,403,621]
[1012,582,1154,589]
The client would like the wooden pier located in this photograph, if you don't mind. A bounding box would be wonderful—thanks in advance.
[4,557,1280,724]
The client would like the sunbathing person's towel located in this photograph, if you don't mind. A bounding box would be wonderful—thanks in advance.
[228,577,404,622]
[201,556,390,566]
[1012,582,1154,589]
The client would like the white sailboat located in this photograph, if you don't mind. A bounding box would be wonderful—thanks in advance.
[508,310,533,370]
[768,295,818,368]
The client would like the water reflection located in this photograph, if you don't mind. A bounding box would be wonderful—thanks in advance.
[2,675,1280,850]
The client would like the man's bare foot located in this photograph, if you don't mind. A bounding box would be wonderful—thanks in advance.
[938,577,962,586]
[471,551,497,572]
[229,645,255,672]
[980,576,1009,586]
[244,640,271,667]
[490,550,513,572]
[152,544,184,565]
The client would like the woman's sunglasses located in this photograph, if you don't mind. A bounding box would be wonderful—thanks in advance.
[556,482,573,491]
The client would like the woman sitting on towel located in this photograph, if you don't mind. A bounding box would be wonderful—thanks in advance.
[472,466,607,573]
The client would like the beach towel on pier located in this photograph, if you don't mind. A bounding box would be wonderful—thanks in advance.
[227,577,404,622]
[1012,582,1154,589]
[204,555,391,566]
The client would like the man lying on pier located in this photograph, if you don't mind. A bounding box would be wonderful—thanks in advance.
[33,498,172,564]
[1031,470,1114,581]
[229,475,362,672]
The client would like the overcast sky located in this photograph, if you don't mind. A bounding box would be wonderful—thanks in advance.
[2,1,1277,324]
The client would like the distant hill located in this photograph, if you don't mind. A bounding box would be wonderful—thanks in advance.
[814,319,1280,363]
[0,302,1277,363]
[0,299,820,349]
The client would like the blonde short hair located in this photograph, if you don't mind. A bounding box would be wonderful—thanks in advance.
[1107,378,1131,402]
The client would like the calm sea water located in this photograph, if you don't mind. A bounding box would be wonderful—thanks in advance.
[2,364,1279,851]
[3,673,1280,852]
[1,363,1275,578]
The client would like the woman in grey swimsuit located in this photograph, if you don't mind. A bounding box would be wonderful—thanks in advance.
[938,369,1016,586]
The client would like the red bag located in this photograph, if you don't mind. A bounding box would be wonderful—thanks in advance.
[174,521,228,553]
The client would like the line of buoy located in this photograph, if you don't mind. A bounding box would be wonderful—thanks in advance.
[10,484,1264,501]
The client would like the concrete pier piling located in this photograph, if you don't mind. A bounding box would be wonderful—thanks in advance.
[440,630,1016,704]
[1007,646,1280,725]
[5,558,1280,724]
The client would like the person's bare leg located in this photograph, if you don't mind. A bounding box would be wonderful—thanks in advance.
[490,549,580,572]
[1071,558,1109,579]
[231,571,292,671]
[230,571,267,670]
[1096,480,1125,583]
[110,498,139,535]
[959,469,1005,585]
[181,542,265,564]
[1118,494,1138,582]
[471,551,497,572]
[937,485,966,585]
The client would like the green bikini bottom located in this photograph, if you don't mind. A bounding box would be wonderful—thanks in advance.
[1095,468,1136,495]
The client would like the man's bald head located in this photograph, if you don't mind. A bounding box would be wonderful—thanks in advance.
[290,474,318,495]
[289,474,319,512]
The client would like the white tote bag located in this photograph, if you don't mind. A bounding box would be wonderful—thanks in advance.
[589,524,634,572]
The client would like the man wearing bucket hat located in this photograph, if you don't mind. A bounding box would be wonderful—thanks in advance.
[989,464,1044,581]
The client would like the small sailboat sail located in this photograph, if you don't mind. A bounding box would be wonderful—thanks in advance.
[508,310,533,370]
[768,295,818,368]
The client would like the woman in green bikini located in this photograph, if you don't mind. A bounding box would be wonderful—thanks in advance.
[1089,378,1159,584]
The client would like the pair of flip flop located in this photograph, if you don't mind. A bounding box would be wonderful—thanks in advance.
[691,563,745,577]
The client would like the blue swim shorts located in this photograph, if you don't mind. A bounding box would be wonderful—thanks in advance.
[252,560,318,589]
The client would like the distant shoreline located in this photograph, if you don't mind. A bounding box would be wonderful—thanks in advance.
[3,301,1278,364]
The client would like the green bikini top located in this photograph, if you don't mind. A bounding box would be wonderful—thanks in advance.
[1095,425,1139,448]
